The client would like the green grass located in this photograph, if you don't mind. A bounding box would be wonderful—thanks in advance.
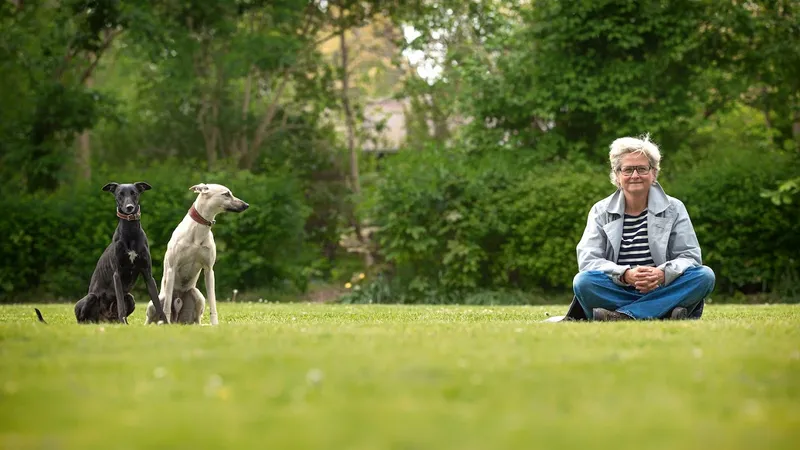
[1,303,799,450]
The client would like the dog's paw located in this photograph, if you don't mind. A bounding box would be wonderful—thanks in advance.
[210,315,219,326]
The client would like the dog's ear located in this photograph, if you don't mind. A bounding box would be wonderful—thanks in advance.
[134,182,152,193]
[102,183,119,193]
[190,184,209,194]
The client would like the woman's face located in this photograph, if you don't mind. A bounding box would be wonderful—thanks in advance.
[616,152,654,196]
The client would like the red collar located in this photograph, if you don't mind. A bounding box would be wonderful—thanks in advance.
[116,206,141,221]
[189,205,214,226]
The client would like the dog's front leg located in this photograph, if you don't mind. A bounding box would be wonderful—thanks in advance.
[143,267,168,324]
[112,272,127,324]
[162,266,176,324]
[204,267,219,325]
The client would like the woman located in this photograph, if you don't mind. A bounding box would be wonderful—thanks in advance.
[565,135,715,321]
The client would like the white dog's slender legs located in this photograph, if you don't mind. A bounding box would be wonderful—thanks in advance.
[162,265,175,324]
[188,288,206,324]
[205,267,218,325]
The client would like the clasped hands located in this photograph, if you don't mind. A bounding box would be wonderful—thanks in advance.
[623,266,665,293]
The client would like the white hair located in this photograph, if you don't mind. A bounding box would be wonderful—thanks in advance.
[608,134,661,187]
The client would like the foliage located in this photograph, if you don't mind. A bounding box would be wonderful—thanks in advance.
[761,177,800,206]
[0,0,131,191]
[395,0,799,160]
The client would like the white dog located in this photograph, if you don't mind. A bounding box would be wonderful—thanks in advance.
[145,183,249,325]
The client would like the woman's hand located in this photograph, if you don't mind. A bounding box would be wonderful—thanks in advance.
[626,266,665,293]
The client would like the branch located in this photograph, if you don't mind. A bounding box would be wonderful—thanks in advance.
[264,122,306,138]
[239,3,324,169]
[244,72,292,168]
[79,29,123,84]
[54,39,79,81]
[313,31,339,47]
[299,1,321,37]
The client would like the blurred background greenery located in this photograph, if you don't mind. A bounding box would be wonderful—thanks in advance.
[0,0,797,304]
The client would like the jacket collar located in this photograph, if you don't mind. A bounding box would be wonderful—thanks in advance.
[605,182,670,215]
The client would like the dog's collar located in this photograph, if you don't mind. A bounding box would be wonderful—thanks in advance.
[116,206,141,221]
[189,205,214,227]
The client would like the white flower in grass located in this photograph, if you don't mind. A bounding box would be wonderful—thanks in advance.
[204,374,225,398]
[306,368,324,386]
[742,399,763,418]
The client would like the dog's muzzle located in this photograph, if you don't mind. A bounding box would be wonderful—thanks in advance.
[227,202,249,212]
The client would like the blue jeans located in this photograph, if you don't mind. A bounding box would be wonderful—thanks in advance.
[572,266,715,320]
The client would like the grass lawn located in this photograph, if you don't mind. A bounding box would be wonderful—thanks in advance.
[1,303,798,449]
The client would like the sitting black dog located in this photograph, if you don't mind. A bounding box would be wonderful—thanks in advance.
[73,182,167,324]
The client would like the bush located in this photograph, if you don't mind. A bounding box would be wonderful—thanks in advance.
[337,273,554,305]
[669,151,800,297]
[493,164,611,290]
[0,161,312,302]
[366,147,610,300]
[368,148,511,297]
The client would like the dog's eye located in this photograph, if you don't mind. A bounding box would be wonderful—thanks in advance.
[223,192,232,197]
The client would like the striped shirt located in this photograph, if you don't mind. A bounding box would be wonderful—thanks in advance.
[617,210,655,267]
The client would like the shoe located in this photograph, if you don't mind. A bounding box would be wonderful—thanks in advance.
[592,308,634,321]
[668,307,688,320]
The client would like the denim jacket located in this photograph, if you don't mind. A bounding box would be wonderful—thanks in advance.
[576,182,702,287]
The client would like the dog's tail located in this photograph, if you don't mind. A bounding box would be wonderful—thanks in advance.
[34,308,47,324]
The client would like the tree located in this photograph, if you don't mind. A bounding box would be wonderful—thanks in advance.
[0,0,130,192]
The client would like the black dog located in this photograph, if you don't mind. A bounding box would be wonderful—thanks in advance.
[73,182,168,324]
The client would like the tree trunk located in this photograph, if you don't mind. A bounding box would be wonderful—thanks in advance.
[242,73,290,170]
[211,56,224,165]
[339,16,372,267]
[76,30,119,178]
[340,34,360,196]
[193,37,220,171]
[793,102,800,150]
[76,65,93,180]
[236,65,254,160]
